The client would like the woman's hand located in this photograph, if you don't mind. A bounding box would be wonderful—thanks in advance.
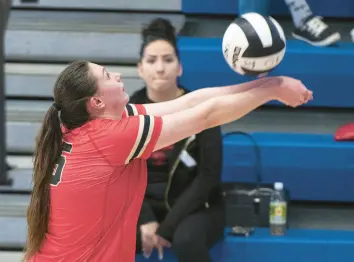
[154,235,172,260]
[140,222,159,258]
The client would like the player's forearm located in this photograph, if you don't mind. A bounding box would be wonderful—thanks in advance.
[144,77,278,116]
[154,80,280,152]
[204,84,278,129]
[180,77,276,107]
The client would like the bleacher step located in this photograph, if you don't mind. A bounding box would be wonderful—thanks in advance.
[7,156,32,170]
[212,228,354,262]
[0,169,32,193]
[12,0,181,12]
[0,195,29,217]
[178,38,354,108]
[223,133,354,202]
[6,10,185,63]
[136,228,354,262]
[5,107,353,154]
[0,251,23,262]
[5,63,143,99]
[1,220,354,262]
[1,186,354,230]
[0,217,26,249]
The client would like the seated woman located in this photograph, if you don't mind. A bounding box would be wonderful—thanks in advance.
[130,18,225,262]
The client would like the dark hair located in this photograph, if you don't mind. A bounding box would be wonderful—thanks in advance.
[139,18,179,60]
[24,60,97,260]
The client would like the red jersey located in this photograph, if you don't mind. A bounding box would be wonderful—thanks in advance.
[29,104,162,262]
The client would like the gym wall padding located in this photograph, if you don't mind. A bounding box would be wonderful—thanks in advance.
[182,0,354,18]
[178,37,354,109]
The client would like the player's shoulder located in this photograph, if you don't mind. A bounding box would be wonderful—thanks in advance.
[87,116,143,136]
[123,103,146,117]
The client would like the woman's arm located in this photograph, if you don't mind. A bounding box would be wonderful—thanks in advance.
[156,127,223,240]
[143,77,276,116]
[138,200,157,225]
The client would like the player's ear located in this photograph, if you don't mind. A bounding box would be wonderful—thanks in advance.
[88,96,105,110]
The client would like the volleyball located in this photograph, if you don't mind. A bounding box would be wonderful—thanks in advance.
[222,12,286,76]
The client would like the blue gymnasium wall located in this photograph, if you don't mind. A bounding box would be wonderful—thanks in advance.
[182,0,354,17]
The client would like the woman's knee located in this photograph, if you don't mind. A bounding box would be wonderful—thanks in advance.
[172,230,204,253]
[172,232,211,262]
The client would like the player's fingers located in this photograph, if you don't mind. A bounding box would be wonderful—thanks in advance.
[304,91,313,103]
[308,90,314,100]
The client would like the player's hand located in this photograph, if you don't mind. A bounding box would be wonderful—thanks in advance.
[140,222,159,258]
[154,235,172,260]
[274,76,313,107]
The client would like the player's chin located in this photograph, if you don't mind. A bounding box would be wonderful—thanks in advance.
[123,92,130,103]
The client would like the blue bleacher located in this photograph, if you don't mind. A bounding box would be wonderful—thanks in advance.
[178,37,354,109]
[136,228,354,262]
[222,133,354,202]
[177,29,354,202]
[173,11,354,260]
[182,0,354,17]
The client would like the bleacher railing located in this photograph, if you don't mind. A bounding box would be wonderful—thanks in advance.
[0,0,11,186]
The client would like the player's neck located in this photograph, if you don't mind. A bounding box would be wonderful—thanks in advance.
[97,113,122,120]
[146,85,182,103]
[92,106,124,120]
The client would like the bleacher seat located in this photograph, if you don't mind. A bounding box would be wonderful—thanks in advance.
[5,63,143,98]
[222,132,354,202]
[178,37,354,109]
[135,228,354,262]
[5,10,185,63]
[12,0,182,12]
[182,0,354,18]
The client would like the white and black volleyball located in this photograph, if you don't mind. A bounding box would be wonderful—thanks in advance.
[222,12,286,76]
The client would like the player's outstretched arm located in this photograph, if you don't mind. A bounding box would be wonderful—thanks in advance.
[143,77,277,117]
[154,77,312,151]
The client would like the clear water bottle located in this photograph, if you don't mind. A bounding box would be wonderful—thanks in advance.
[269,182,287,236]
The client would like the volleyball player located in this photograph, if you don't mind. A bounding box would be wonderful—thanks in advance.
[24,60,312,261]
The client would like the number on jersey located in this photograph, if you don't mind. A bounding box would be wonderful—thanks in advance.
[51,142,73,186]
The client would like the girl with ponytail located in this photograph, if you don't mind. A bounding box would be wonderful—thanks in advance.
[24,24,312,262]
